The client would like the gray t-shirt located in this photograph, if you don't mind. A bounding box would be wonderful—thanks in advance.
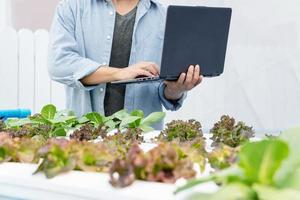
[104,7,137,116]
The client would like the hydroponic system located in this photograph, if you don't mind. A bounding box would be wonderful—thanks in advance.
[0,104,299,200]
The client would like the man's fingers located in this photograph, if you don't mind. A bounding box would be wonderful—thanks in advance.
[147,64,159,75]
[185,65,194,83]
[184,65,195,89]
[137,69,153,77]
[192,65,200,85]
[141,62,159,75]
[150,64,160,75]
[196,75,203,86]
[145,65,156,75]
[165,73,186,85]
[177,73,186,85]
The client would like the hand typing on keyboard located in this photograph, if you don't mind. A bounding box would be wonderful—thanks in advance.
[115,62,159,81]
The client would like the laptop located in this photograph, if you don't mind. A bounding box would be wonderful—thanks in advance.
[111,5,232,85]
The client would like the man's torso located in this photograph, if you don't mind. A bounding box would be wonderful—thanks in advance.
[58,0,167,129]
[104,7,138,116]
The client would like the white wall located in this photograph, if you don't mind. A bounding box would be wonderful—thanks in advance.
[11,0,59,30]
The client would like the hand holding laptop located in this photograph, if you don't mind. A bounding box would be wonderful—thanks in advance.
[114,60,202,100]
[164,65,203,100]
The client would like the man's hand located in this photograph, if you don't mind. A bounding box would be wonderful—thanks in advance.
[80,61,159,85]
[164,65,203,100]
[115,62,159,80]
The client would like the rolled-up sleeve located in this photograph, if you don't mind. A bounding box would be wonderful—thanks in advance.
[158,82,187,111]
[48,0,100,91]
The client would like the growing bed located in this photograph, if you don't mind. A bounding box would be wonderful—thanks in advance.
[0,163,175,200]
[0,132,218,200]
[1,105,300,200]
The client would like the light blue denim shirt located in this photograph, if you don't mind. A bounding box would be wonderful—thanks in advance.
[48,0,186,129]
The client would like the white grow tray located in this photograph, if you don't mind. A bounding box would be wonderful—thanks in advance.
[0,132,248,200]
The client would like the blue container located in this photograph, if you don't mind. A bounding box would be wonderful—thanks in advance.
[0,109,31,120]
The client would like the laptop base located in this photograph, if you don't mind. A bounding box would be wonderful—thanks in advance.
[111,76,161,85]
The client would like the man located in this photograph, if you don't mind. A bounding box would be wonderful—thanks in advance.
[48,0,203,129]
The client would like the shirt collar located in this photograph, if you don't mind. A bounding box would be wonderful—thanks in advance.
[141,0,159,7]
[103,0,158,9]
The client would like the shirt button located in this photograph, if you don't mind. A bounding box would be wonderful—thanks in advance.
[100,88,104,92]
[109,11,114,15]
[107,35,111,40]
[102,62,107,65]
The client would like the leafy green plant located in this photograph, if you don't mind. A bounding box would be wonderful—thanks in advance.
[74,109,165,136]
[0,120,5,132]
[210,115,255,147]
[208,145,239,170]
[2,105,165,141]
[175,140,284,193]
[178,138,207,172]
[7,124,52,139]
[70,123,107,141]
[253,184,300,200]
[112,109,166,133]
[5,104,78,138]
[275,126,300,190]
[186,182,257,200]
[13,137,44,163]
[0,133,44,164]
[239,140,289,185]
[110,158,135,187]
[157,119,203,142]
[154,119,207,173]
[34,139,77,178]
[109,142,197,188]
[82,112,114,130]
[174,128,300,199]
[103,128,144,144]
[33,137,128,178]
[0,133,13,163]
[75,142,120,173]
